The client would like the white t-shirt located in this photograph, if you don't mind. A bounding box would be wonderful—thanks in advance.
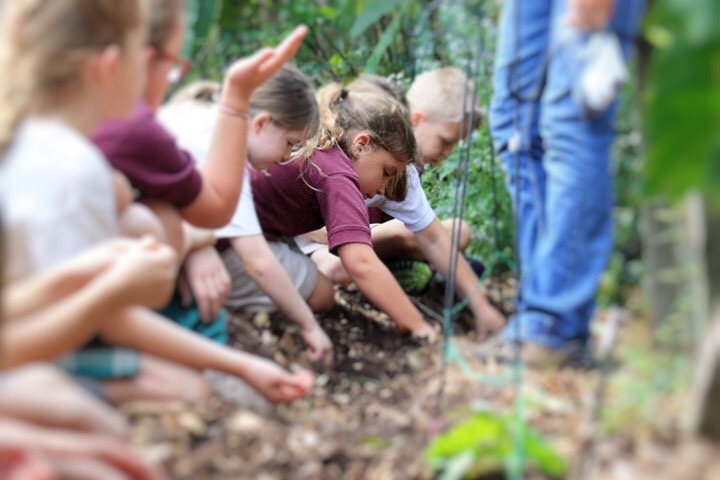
[159,103,261,238]
[365,164,436,233]
[0,117,119,284]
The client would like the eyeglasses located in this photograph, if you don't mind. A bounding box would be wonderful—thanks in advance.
[156,50,191,85]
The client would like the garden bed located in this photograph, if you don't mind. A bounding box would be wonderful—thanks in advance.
[124,285,720,479]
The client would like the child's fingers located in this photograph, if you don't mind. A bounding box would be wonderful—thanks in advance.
[244,47,275,70]
[275,371,314,402]
[52,457,128,480]
[178,277,193,308]
[199,281,215,323]
[91,439,162,480]
[322,350,335,371]
[258,25,308,76]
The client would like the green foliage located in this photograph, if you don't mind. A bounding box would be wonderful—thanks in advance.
[180,0,649,295]
[181,0,516,267]
[422,130,515,274]
[427,411,567,479]
[643,0,720,207]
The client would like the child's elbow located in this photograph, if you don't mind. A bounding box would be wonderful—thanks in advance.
[242,254,274,281]
[340,246,377,282]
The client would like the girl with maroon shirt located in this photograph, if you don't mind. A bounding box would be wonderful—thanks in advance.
[251,84,437,340]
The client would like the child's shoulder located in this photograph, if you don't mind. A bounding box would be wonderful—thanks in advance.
[9,117,107,174]
[307,146,356,177]
[94,101,172,153]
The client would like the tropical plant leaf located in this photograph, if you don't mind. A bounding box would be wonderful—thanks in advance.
[365,13,404,73]
[349,0,403,38]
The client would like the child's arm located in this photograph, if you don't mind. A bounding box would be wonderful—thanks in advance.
[179,27,308,228]
[98,307,315,404]
[1,238,177,368]
[0,365,128,438]
[231,236,334,368]
[415,219,505,336]
[337,243,437,340]
[0,419,163,480]
[2,238,158,321]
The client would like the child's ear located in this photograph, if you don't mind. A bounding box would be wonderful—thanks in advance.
[351,132,371,155]
[353,132,371,148]
[90,45,122,87]
[410,111,428,127]
[251,112,271,134]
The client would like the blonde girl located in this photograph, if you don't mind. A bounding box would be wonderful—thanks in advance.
[161,66,336,368]
[250,84,437,340]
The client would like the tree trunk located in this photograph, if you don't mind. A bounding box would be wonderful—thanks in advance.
[685,195,720,438]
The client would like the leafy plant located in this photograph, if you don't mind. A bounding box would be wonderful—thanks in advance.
[643,0,720,208]
[427,411,567,479]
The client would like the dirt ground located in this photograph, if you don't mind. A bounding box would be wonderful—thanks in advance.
[124,282,720,479]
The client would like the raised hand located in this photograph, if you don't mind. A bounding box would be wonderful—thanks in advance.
[221,25,309,110]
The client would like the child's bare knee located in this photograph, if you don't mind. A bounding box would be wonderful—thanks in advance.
[397,227,419,253]
[142,200,184,253]
[458,219,472,251]
[119,203,164,241]
[308,273,335,312]
[442,218,472,251]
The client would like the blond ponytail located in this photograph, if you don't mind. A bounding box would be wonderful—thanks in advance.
[300,81,417,201]
[0,0,146,158]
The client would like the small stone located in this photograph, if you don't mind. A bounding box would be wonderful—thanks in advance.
[254,311,270,328]
[228,410,265,434]
[178,411,206,437]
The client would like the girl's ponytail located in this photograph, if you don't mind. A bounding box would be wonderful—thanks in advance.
[300,83,348,159]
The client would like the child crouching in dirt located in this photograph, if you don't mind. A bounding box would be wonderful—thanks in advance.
[160,66,336,369]
[248,82,438,341]
[300,69,506,339]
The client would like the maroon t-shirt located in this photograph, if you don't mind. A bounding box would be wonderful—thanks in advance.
[251,147,372,253]
[92,101,203,209]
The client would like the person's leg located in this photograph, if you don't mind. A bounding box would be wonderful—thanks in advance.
[366,218,472,263]
[310,247,352,286]
[440,219,472,252]
[143,200,184,253]
[118,200,184,254]
[306,271,335,313]
[371,220,423,260]
[489,0,553,307]
[101,354,210,405]
[517,0,647,349]
[222,243,335,314]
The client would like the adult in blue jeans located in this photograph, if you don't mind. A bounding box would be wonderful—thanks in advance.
[489,0,646,366]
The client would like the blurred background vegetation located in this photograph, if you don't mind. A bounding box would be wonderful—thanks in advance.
[178,0,717,314]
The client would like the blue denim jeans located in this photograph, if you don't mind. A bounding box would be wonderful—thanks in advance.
[489,0,646,349]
